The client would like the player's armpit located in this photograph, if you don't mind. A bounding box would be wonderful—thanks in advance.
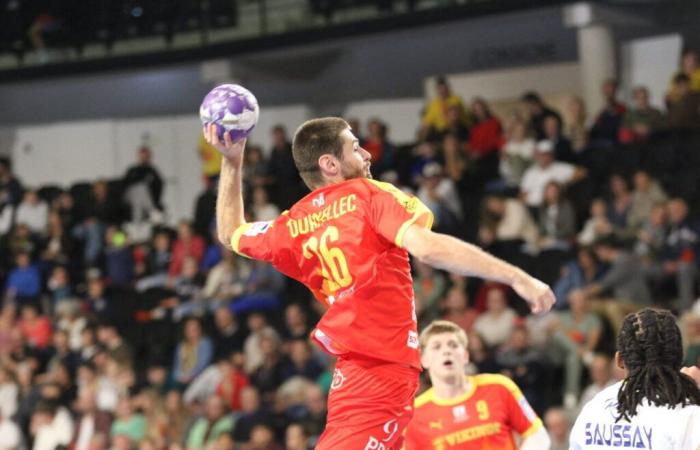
[519,426,550,450]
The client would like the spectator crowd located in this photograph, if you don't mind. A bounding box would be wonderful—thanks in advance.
[0,46,699,450]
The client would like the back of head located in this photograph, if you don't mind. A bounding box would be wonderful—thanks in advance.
[292,117,348,189]
[616,308,700,421]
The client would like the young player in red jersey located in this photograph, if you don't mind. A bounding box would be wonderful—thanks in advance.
[205,118,555,450]
[404,320,550,450]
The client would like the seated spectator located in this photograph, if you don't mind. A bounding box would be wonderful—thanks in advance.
[285,423,311,450]
[538,181,576,251]
[251,186,280,222]
[496,325,547,413]
[360,118,395,176]
[231,261,285,315]
[619,86,663,143]
[243,313,278,374]
[16,190,48,236]
[666,48,700,103]
[5,251,41,304]
[283,303,310,341]
[441,133,468,182]
[412,261,447,328]
[499,117,535,188]
[295,384,326,444]
[543,113,576,163]
[543,407,570,450]
[103,227,133,287]
[628,170,667,231]
[605,174,633,235]
[212,307,246,359]
[201,251,249,309]
[249,423,282,450]
[172,318,213,388]
[416,163,462,233]
[478,195,539,251]
[547,290,602,409]
[232,387,272,444]
[519,140,586,209]
[168,220,205,277]
[583,237,652,329]
[72,388,113,450]
[426,105,470,143]
[0,367,18,421]
[0,409,21,450]
[30,401,74,450]
[47,265,72,308]
[0,198,15,237]
[185,395,234,450]
[634,202,668,262]
[578,353,614,409]
[281,339,323,383]
[657,198,700,310]
[521,91,563,140]
[171,256,206,319]
[163,390,191,444]
[19,304,52,351]
[40,211,73,267]
[473,287,516,349]
[665,73,700,130]
[467,97,503,160]
[242,145,269,198]
[216,352,249,412]
[134,229,172,290]
[265,125,307,210]
[589,79,626,146]
[96,322,132,369]
[577,198,613,246]
[250,331,286,402]
[421,76,469,141]
[465,331,500,375]
[440,286,478,333]
[565,96,589,154]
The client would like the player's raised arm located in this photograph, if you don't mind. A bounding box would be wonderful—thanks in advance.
[204,123,247,250]
[402,224,555,314]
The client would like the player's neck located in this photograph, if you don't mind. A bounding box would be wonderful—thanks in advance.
[432,374,470,400]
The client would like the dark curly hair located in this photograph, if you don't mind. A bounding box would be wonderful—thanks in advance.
[616,308,700,421]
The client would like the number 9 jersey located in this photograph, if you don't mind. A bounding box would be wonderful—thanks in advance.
[231,178,434,369]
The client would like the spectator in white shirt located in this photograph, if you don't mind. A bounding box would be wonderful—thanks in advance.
[0,411,22,450]
[473,287,517,349]
[30,402,74,450]
[520,141,586,208]
[251,186,280,222]
[0,367,18,421]
[15,190,48,235]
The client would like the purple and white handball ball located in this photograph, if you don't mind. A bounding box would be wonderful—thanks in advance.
[199,84,260,143]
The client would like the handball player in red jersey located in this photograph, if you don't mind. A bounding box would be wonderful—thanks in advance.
[204,117,555,450]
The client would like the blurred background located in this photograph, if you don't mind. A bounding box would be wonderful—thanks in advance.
[0,1,699,449]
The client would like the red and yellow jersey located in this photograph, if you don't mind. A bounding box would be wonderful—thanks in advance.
[404,374,543,450]
[231,178,433,369]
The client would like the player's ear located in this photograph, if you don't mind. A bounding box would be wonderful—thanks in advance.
[614,351,625,370]
[318,154,340,177]
[420,351,431,370]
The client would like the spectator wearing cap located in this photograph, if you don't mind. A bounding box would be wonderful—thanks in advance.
[521,91,563,140]
[421,76,470,141]
[519,140,586,210]
[589,78,626,145]
[416,162,462,234]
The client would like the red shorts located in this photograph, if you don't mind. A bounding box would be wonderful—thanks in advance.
[315,355,420,450]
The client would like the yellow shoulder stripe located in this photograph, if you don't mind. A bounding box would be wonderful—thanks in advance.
[414,388,435,408]
[230,223,254,259]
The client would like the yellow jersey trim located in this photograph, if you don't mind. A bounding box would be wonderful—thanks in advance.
[366,179,434,247]
[230,223,253,259]
[415,375,477,408]
[520,419,544,438]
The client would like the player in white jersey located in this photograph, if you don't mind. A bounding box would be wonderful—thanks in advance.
[570,308,700,450]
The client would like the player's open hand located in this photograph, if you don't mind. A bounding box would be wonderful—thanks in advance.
[203,123,246,163]
[512,273,555,314]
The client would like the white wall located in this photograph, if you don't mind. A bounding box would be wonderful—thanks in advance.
[343,98,424,144]
[621,34,682,110]
[428,62,582,102]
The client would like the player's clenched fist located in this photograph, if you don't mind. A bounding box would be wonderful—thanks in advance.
[511,273,555,314]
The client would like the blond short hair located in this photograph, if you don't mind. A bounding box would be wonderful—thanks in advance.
[419,320,468,351]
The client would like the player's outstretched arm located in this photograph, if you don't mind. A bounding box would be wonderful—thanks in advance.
[203,123,247,250]
[402,225,555,314]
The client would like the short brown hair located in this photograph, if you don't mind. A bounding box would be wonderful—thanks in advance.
[292,117,348,189]
[419,320,468,351]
